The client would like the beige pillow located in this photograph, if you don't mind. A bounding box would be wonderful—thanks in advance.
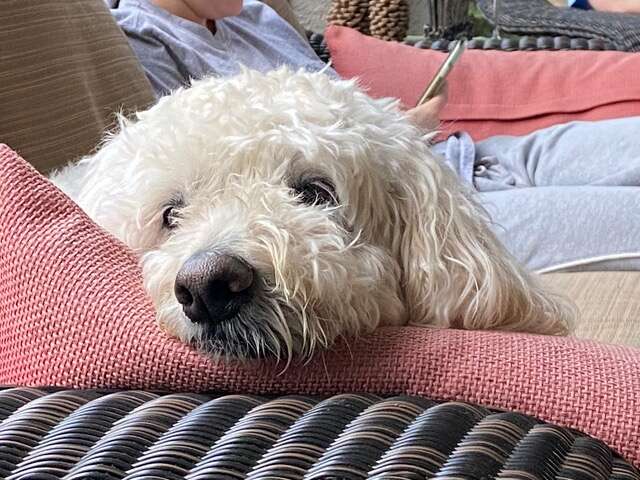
[543,272,640,347]
[0,0,155,173]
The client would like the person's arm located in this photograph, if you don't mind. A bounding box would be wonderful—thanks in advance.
[405,82,448,132]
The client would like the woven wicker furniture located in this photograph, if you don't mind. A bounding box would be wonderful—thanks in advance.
[476,0,640,51]
[1,389,639,479]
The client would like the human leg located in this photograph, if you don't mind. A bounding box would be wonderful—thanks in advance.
[473,116,640,190]
[479,185,640,272]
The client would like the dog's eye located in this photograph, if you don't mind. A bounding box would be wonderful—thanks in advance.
[293,177,338,207]
[162,198,184,230]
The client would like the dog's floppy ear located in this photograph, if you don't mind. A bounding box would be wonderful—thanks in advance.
[389,150,571,335]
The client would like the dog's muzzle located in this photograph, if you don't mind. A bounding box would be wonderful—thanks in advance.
[174,252,255,325]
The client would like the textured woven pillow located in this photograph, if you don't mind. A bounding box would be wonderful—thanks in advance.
[1,144,639,467]
[324,25,640,141]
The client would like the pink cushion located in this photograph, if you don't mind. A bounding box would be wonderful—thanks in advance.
[325,25,640,140]
[1,143,639,466]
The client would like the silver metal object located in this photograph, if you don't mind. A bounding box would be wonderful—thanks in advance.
[492,0,502,38]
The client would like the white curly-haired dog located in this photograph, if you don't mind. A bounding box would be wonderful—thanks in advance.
[50,68,571,360]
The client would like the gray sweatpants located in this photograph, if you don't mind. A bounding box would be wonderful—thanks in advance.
[437,116,640,272]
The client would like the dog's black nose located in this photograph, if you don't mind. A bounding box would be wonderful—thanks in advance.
[174,252,254,325]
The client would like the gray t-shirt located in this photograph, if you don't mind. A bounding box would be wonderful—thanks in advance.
[112,0,333,97]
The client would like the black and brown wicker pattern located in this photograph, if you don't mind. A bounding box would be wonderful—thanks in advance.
[476,0,640,52]
[415,35,620,51]
[0,389,638,479]
[369,0,410,42]
[328,0,372,35]
[327,0,409,41]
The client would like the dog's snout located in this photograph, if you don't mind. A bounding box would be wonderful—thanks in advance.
[174,252,255,325]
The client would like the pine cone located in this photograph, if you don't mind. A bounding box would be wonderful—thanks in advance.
[369,0,409,41]
[327,0,371,35]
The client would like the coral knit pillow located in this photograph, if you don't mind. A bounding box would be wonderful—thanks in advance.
[1,144,640,466]
[324,25,640,141]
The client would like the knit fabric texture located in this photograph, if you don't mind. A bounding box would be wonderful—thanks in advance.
[0,144,638,466]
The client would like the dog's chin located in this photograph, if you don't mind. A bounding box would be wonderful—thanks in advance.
[193,316,286,360]
[163,301,302,361]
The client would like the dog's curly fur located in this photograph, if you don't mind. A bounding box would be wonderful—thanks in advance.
[50,68,572,360]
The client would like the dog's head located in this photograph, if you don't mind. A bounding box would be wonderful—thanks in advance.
[52,68,570,360]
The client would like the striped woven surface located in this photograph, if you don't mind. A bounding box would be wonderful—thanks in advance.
[419,36,619,51]
[477,0,640,52]
[2,146,640,468]
[1,388,638,480]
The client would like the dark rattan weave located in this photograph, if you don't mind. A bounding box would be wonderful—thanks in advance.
[417,35,618,51]
[477,0,640,51]
[0,388,638,479]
